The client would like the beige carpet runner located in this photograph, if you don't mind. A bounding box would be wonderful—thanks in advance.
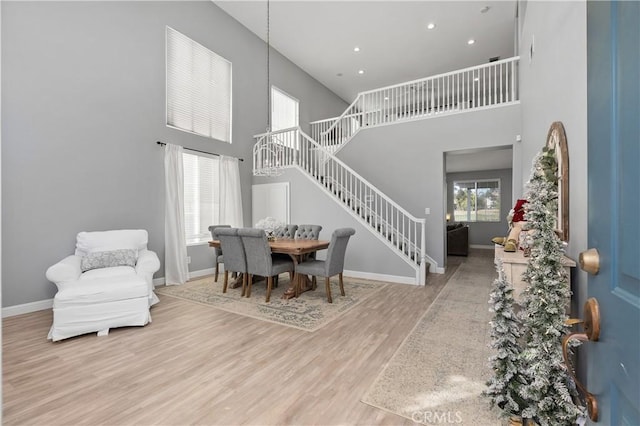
[361,256,501,425]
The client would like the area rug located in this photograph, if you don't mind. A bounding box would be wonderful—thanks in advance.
[361,256,501,425]
[156,274,387,332]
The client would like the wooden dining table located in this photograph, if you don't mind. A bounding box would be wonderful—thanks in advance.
[209,238,329,299]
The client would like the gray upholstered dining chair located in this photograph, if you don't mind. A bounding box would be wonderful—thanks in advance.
[294,224,322,240]
[212,227,248,295]
[209,225,231,282]
[294,228,355,303]
[238,228,294,303]
[294,224,323,260]
[272,224,299,267]
[274,224,298,239]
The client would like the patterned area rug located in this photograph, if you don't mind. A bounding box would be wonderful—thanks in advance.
[156,274,387,332]
[361,256,502,425]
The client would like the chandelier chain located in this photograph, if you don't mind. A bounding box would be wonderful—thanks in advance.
[266,0,271,132]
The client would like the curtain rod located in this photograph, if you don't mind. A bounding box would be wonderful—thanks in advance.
[156,141,244,162]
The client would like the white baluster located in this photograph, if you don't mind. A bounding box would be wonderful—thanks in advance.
[483,67,487,106]
[499,62,503,103]
[448,75,451,110]
[512,60,516,102]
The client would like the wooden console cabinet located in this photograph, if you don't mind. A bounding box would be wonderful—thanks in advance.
[494,245,576,301]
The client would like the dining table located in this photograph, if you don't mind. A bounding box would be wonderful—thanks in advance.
[209,238,329,299]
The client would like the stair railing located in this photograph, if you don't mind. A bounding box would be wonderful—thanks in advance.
[254,127,428,284]
[311,56,520,151]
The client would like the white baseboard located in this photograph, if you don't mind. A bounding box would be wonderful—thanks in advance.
[163,267,425,286]
[343,270,418,285]
[470,244,494,250]
[3,299,53,318]
[157,266,442,286]
[153,267,218,287]
[5,267,218,317]
[189,267,215,280]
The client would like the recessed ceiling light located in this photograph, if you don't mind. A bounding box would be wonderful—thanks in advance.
[353,46,360,52]
[480,6,491,14]
[358,70,365,75]
[384,96,389,101]
[427,23,436,30]
[474,77,479,81]
[468,39,476,45]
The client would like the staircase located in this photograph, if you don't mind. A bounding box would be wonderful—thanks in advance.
[311,56,520,153]
[254,57,521,283]
[253,127,430,285]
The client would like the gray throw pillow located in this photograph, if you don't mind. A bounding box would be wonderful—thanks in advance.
[81,249,137,272]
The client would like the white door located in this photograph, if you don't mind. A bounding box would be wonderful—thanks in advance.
[252,182,290,227]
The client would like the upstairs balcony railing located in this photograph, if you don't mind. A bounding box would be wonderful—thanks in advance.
[310,56,520,150]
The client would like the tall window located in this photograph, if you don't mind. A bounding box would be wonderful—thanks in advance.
[183,152,220,244]
[166,27,232,142]
[453,179,501,222]
[271,86,299,131]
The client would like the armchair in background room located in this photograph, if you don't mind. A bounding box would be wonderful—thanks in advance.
[45,229,160,341]
[446,223,469,256]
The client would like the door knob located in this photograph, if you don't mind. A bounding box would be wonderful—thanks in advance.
[562,298,601,421]
[579,248,600,275]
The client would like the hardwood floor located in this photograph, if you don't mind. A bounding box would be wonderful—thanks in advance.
[3,251,490,425]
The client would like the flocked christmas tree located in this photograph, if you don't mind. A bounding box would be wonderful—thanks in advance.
[518,148,584,425]
[484,259,526,418]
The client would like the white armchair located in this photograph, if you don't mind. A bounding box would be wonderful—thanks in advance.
[46,229,160,341]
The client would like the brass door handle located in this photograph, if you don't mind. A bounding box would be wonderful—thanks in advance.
[563,333,598,421]
[562,298,600,421]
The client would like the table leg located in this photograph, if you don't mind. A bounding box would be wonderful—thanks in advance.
[282,254,314,299]
[229,273,244,289]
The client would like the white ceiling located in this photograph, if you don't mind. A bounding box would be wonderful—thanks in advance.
[215,0,517,102]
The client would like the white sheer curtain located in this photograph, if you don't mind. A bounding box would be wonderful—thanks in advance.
[219,155,244,228]
[164,144,189,285]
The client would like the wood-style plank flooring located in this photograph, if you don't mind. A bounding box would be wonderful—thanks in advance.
[3,251,491,425]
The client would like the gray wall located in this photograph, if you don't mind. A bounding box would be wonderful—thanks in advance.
[446,168,513,247]
[1,1,346,307]
[518,0,588,319]
[338,105,521,268]
[1,0,588,307]
[257,169,415,279]
[255,106,520,277]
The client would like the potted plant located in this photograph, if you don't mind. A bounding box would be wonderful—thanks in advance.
[254,216,285,240]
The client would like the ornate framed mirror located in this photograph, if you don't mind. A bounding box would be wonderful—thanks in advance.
[545,121,569,242]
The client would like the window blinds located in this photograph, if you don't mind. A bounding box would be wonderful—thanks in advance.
[271,86,299,131]
[182,152,220,243]
[166,27,232,143]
